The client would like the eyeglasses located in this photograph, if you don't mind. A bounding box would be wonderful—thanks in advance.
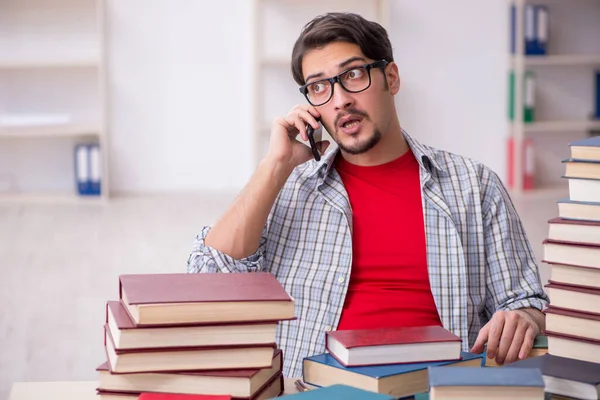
[299,60,389,107]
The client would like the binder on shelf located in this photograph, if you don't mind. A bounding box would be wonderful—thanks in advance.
[511,4,549,56]
[74,143,91,195]
[507,137,535,191]
[535,5,549,56]
[89,144,101,196]
[509,70,536,123]
[525,4,537,55]
[74,143,101,196]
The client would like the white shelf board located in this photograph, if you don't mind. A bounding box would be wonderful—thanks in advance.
[521,120,600,133]
[0,192,106,205]
[0,124,103,139]
[0,58,100,69]
[511,54,600,67]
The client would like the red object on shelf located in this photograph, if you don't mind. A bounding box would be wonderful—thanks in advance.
[507,137,535,190]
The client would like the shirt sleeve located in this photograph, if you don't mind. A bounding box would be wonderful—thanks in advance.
[186,225,267,273]
[480,167,550,316]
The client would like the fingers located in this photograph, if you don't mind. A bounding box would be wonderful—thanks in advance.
[279,106,321,142]
[495,311,519,364]
[470,323,489,354]
[485,312,505,360]
[518,326,537,360]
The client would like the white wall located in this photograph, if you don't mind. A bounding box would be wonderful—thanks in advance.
[391,0,508,180]
[107,0,254,193]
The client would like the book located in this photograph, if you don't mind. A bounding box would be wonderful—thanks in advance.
[567,177,600,203]
[547,217,600,245]
[325,326,462,367]
[302,352,484,398]
[97,349,282,397]
[570,136,600,162]
[428,366,544,399]
[545,306,600,341]
[104,324,276,373]
[99,374,283,400]
[557,198,600,222]
[138,394,231,400]
[276,384,396,400]
[504,353,600,400]
[97,391,139,400]
[546,261,600,289]
[543,239,600,270]
[563,158,600,180]
[118,273,295,326]
[106,301,278,350]
[545,281,600,315]
[546,330,600,364]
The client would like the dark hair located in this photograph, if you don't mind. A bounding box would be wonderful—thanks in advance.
[291,12,394,86]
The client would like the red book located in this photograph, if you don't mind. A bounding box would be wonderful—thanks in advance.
[138,394,230,400]
[326,326,462,367]
[118,273,295,326]
[545,281,600,315]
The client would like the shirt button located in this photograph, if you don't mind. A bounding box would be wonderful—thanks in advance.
[337,276,345,283]
[325,326,332,332]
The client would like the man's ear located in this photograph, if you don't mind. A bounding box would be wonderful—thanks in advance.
[386,62,401,95]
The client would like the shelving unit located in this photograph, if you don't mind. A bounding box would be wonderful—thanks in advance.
[508,0,600,195]
[0,0,108,204]
[251,0,390,167]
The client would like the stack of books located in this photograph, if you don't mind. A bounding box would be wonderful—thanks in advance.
[542,135,600,365]
[301,326,484,398]
[96,272,296,399]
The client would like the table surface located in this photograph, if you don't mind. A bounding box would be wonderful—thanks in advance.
[9,378,300,400]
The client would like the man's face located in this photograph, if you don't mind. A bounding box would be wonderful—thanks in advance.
[301,42,399,155]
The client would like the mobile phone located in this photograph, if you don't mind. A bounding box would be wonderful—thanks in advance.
[306,119,323,161]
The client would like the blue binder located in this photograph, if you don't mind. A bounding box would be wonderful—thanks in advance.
[88,144,102,196]
[595,71,600,119]
[74,143,91,195]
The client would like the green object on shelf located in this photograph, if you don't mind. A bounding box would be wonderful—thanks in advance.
[508,70,535,123]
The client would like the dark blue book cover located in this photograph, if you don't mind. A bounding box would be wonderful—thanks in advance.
[428,366,544,387]
[570,136,600,148]
[303,351,484,381]
[503,353,600,385]
[273,384,395,400]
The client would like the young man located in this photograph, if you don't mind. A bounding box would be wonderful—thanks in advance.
[187,13,548,378]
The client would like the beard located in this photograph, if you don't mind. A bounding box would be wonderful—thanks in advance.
[328,108,383,155]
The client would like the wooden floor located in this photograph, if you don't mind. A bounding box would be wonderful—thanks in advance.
[0,186,566,400]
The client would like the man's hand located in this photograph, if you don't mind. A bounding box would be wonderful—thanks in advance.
[470,309,543,365]
[267,105,330,171]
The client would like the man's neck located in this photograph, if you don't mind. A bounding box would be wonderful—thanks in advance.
[340,118,409,167]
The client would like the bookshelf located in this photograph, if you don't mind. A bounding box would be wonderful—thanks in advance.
[251,0,390,167]
[508,0,600,195]
[0,0,108,204]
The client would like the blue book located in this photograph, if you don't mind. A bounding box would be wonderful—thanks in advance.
[570,136,600,148]
[428,367,544,390]
[413,392,554,400]
[503,353,600,399]
[273,384,395,400]
[303,352,484,398]
[535,5,549,55]
[525,4,538,55]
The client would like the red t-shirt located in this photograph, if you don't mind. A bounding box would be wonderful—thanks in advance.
[335,150,442,330]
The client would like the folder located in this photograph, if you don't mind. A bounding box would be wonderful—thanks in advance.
[89,144,102,196]
[74,144,91,195]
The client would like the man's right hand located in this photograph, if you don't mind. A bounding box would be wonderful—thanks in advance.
[266,105,330,172]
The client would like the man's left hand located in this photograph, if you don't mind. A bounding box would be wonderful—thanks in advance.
[470,309,542,365]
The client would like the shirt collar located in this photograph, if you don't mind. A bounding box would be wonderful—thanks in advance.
[308,128,445,180]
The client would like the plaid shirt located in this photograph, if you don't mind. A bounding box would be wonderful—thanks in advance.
[187,130,549,378]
